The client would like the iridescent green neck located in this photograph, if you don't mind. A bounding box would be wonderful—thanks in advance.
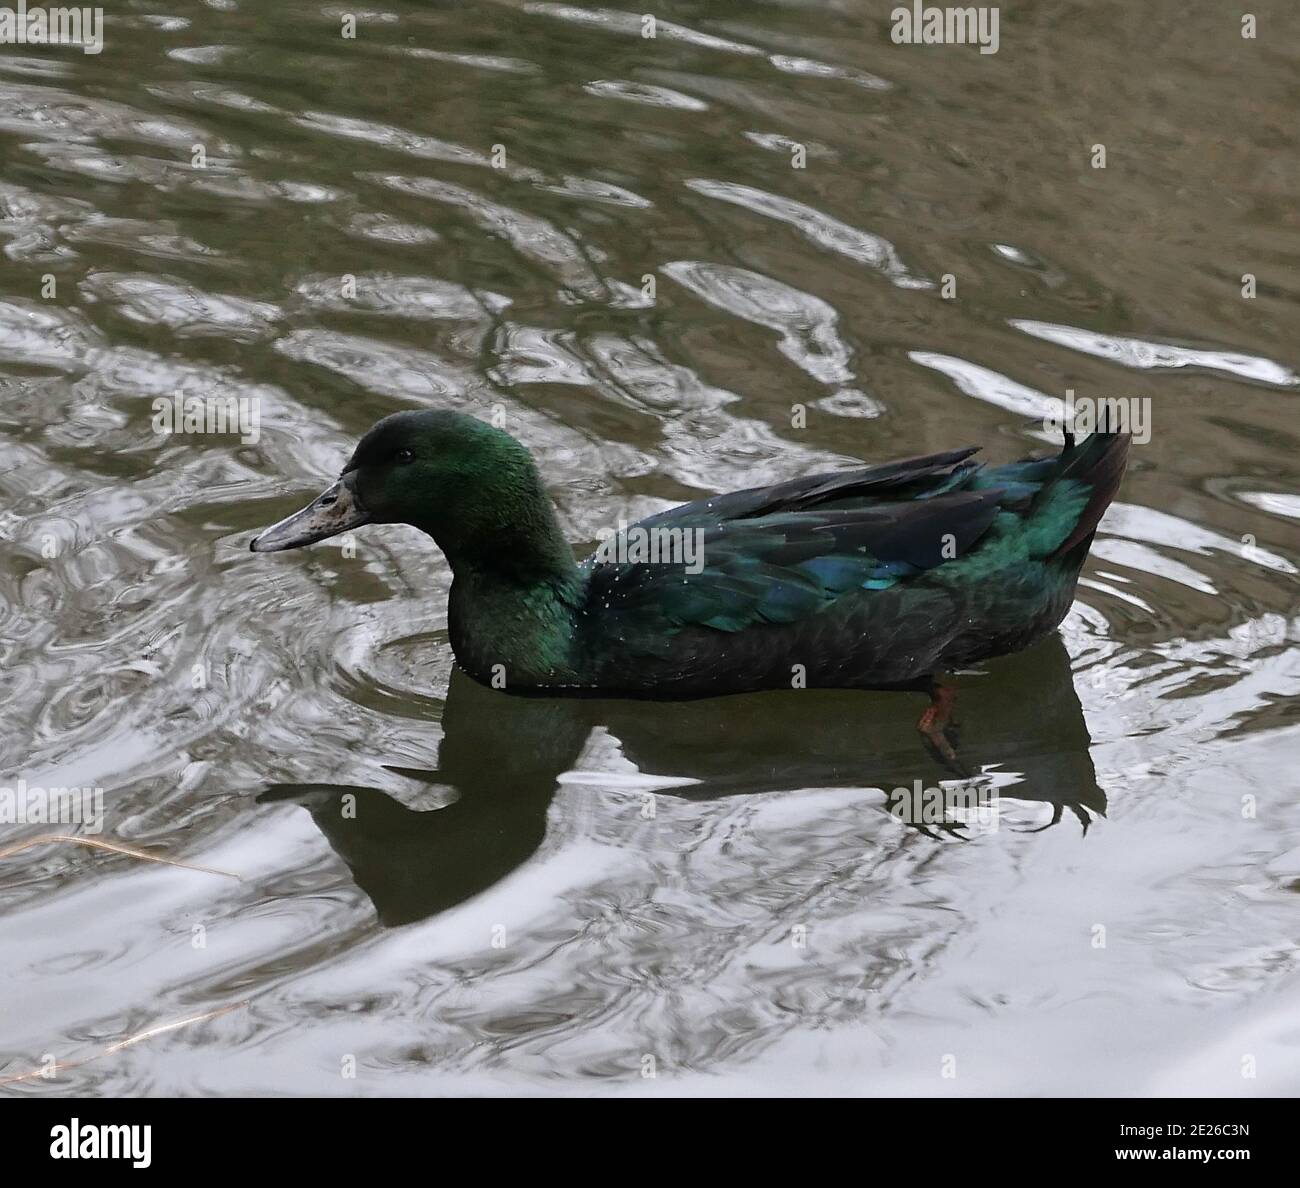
[422,456,584,688]
[445,562,584,691]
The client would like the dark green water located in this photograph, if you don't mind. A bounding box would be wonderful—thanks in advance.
[1,1,1297,1094]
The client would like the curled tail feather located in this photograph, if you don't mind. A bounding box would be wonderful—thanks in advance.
[1045,413,1131,561]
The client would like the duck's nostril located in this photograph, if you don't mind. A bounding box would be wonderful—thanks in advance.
[319,493,337,507]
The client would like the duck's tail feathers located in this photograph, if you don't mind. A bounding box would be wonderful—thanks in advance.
[1045,410,1131,561]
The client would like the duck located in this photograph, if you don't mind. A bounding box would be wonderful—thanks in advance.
[251,409,1129,773]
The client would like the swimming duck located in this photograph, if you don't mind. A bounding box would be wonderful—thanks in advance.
[251,410,1128,771]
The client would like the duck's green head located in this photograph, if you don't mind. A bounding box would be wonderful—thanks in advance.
[251,410,570,577]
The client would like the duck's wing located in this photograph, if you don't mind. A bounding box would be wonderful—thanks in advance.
[576,430,1130,655]
[578,483,1005,646]
[631,446,983,527]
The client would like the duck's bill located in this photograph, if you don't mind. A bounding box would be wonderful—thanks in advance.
[250,474,370,552]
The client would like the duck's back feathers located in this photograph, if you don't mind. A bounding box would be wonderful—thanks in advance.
[581,489,1003,639]
[578,447,1000,647]
[632,445,983,526]
[573,429,1128,687]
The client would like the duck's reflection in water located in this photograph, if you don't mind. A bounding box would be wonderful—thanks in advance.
[259,635,1103,925]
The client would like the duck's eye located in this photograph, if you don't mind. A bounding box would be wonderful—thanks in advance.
[395,448,415,465]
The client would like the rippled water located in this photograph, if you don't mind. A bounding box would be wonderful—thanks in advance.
[1,2,1298,1096]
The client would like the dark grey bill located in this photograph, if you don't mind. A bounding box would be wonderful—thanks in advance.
[250,473,369,552]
